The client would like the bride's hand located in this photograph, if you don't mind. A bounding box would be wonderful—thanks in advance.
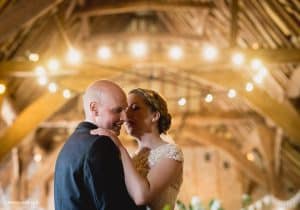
[90,128,122,148]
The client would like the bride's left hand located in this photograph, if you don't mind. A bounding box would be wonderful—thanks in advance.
[90,128,122,148]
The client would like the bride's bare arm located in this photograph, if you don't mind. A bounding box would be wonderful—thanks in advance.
[90,128,182,205]
[118,146,182,205]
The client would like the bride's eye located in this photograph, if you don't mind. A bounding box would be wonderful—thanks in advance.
[130,104,139,111]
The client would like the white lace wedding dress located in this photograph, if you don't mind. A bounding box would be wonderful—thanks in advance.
[132,144,184,210]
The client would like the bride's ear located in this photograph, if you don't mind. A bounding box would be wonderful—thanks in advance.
[152,112,160,122]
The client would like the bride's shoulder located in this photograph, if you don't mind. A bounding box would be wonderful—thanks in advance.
[150,143,184,164]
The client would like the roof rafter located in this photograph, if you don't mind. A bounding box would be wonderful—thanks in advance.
[0,0,63,43]
[77,1,214,17]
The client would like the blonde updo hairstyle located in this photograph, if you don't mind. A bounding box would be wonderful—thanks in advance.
[129,88,171,134]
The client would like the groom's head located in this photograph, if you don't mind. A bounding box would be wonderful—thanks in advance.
[82,80,127,135]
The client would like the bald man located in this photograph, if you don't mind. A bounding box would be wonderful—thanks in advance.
[54,80,145,210]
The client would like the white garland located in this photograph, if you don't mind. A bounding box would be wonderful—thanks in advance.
[244,191,300,210]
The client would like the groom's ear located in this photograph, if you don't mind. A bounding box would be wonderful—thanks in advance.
[90,101,98,115]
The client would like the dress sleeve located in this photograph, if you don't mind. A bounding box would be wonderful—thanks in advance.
[165,144,184,162]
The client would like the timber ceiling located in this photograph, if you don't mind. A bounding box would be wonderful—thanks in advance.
[0,0,299,198]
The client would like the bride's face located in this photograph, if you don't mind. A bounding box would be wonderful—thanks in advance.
[124,93,155,138]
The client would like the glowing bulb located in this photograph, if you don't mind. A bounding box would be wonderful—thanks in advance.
[255,201,262,209]
[168,46,183,60]
[97,46,112,60]
[178,97,186,106]
[263,196,271,205]
[35,66,46,76]
[66,48,81,65]
[232,53,245,66]
[245,82,254,92]
[253,73,264,84]
[130,41,147,58]
[202,45,218,61]
[0,84,6,94]
[251,58,263,70]
[48,82,57,93]
[37,76,48,86]
[258,67,268,77]
[47,59,60,72]
[63,89,71,98]
[247,152,255,161]
[29,53,39,62]
[34,153,42,162]
[205,94,213,103]
[227,89,237,98]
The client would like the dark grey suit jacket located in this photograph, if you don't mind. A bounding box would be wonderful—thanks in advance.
[54,121,145,210]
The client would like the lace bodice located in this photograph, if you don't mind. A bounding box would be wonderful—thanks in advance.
[132,144,184,210]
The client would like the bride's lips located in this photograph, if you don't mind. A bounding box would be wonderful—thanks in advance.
[125,120,134,128]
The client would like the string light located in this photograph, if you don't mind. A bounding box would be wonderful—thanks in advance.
[37,76,48,86]
[246,152,255,161]
[47,59,60,72]
[205,94,213,103]
[253,73,264,84]
[97,46,112,60]
[66,48,81,65]
[232,52,245,66]
[245,82,254,92]
[227,89,237,98]
[252,66,268,84]
[34,66,46,76]
[48,82,58,93]
[251,58,263,70]
[0,84,6,94]
[63,89,72,98]
[178,97,186,106]
[34,153,42,162]
[202,45,218,61]
[168,46,183,60]
[29,53,39,62]
[130,41,148,58]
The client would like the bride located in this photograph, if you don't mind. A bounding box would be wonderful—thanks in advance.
[91,88,183,210]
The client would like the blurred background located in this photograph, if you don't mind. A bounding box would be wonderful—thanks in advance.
[0,0,299,210]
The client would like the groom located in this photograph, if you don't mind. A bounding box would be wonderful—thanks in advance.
[54,80,145,210]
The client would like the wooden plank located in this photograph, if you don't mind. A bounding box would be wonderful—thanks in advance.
[0,0,63,43]
[77,1,214,16]
[181,127,267,188]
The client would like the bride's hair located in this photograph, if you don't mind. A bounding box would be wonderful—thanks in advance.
[129,88,171,134]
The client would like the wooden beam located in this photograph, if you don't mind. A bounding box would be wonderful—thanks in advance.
[186,70,300,146]
[77,1,214,16]
[181,127,267,187]
[0,67,122,162]
[1,60,299,148]
[230,0,238,47]
[172,111,262,128]
[256,125,281,196]
[0,93,67,161]
[0,0,63,43]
